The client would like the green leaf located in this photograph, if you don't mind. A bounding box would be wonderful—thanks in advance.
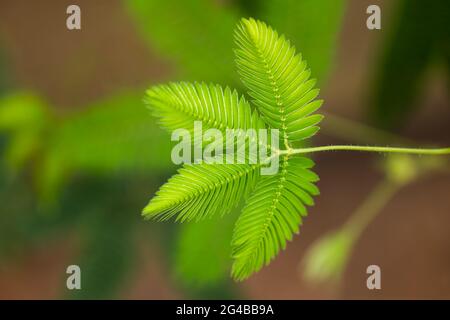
[234,18,323,143]
[52,92,173,174]
[143,81,273,222]
[125,0,239,84]
[0,93,50,131]
[145,82,265,135]
[369,0,448,129]
[68,210,134,299]
[143,163,259,222]
[175,210,237,286]
[0,91,175,204]
[302,229,353,284]
[0,93,51,170]
[231,157,319,280]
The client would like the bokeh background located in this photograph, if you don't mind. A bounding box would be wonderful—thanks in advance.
[0,0,449,299]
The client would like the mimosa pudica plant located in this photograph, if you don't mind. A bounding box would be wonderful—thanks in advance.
[142,18,450,281]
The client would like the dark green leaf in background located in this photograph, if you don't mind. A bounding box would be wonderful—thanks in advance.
[126,0,240,84]
[175,209,238,286]
[369,0,449,129]
[257,0,346,84]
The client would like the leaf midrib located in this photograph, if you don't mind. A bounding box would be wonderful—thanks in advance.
[249,35,289,147]
[160,164,260,210]
[246,155,290,263]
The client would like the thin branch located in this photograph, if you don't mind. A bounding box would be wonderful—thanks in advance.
[285,145,450,156]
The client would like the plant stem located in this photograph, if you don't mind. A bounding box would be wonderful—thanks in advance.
[285,145,450,156]
[343,179,400,240]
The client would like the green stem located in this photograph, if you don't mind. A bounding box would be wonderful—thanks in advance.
[285,145,450,156]
[343,179,400,240]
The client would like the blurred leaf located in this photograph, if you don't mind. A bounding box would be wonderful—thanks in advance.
[34,149,68,205]
[258,0,346,83]
[0,162,75,257]
[0,93,50,130]
[1,91,174,203]
[67,208,134,299]
[232,0,261,16]
[383,154,447,185]
[126,0,240,84]
[384,154,418,185]
[369,0,449,129]
[63,175,146,299]
[0,165,38,256]
[126,0,346,86]
[50,91,173,174]
[175,210,238,287]
[302,229,353,284]
[0,93,51,170]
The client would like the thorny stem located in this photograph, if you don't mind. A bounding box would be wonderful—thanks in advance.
[282,145,450,156]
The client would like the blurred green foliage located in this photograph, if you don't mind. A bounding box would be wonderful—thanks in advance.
[175,209,238,286]
[53,93,172,173]
[0,91,173,203]
[370,0,450,129]
[303,229,353,284]
[0,91,171,298]
[67,182,135,299]
[126,0,238,84]
[258,0,345,84]
[0,93,51,170]
[0,150,163,298]
[126,0,345,86]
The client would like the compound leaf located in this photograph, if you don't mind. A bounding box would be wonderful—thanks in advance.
[144,18,323,281]
[143,163,259,222]
[231,157,319,280]
[234,18,323,143]
[146,82,265,135]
